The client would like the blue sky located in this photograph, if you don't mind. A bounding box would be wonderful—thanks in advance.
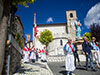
[16,0,100,40]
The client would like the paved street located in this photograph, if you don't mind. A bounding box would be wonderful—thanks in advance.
[14,59,53,75]
[48,61,100,75]
[14,56,100,75]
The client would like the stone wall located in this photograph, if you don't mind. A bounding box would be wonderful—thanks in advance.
[0,0,3,21]
[10,36,22,75]
[48,38,68,55]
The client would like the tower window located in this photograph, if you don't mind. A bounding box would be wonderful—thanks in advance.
[60,40,63,46]
[70,13,73,18]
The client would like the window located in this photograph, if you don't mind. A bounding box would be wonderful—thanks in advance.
[60,40,63,46]
[70,13,73,18]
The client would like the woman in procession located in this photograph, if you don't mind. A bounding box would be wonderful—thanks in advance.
[64,38,76,75]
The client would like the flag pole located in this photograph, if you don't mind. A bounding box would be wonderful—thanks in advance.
[33,12,37,49]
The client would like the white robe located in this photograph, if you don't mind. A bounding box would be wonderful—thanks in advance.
[41,53,47,60]
[23,50,29,62]
[65,53,75,71]
[30,51,36,60]
[95,50,100,63]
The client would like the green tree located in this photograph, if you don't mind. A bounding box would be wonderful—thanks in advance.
[39,29,53,46]
[82,32,92,41]
[16,32,23,48]
[13,0,35,7]
[90,24,100,41]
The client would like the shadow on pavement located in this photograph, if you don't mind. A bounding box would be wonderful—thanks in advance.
[76,66,86,70]
[59,70,66,75]
[60,65,65,68]
[15,66,39,74]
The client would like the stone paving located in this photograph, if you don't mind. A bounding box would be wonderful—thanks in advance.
[14,54,100,75]
[48,60,100,75]
[14,59,53,75]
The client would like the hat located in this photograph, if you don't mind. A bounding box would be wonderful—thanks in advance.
[92,37,96,40]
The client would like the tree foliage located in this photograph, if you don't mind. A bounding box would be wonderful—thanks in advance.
[39,29,53,46]
[12,0,35,7]
[82,32,92,41]
[90,24,100,41]
[16,32,23,48]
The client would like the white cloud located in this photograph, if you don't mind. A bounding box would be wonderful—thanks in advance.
[84,3,100,28]
[46,17,53,23]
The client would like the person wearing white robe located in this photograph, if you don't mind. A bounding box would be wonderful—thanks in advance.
[30,47,36,63]
[39,49,42,57]
[23,46,30,63]
[41,47,47,62]
[64,39,76,75]
[96,42,100,64]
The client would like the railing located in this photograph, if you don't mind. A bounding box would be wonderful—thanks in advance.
[11,36,22,54]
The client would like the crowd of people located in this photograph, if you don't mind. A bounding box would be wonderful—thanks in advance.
[23,45,47,63]
[22,36,100,75]
[64,37,100,75]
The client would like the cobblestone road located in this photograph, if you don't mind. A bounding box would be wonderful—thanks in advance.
[14,59,53,75]
[48,61,100,75]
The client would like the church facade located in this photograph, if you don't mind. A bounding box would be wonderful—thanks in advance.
[33,10,77,55]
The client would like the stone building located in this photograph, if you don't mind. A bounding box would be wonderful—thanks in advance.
[13,16,25,48]
[33,10,77,55]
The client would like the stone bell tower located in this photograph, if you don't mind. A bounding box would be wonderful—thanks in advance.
[66,10,77,41]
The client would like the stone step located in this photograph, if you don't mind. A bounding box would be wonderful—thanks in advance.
[47,56,65,62]
[47,54,87,62]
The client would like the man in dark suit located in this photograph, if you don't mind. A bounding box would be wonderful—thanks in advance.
[82,37,95,71]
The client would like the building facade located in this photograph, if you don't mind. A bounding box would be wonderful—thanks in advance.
[33,10,77,55]
[12,16,25,48]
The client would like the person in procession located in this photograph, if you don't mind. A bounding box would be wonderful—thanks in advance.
[39,49,42,57]
[23,44,30,63]
[82,37,95,71]
[64,38,76,75]
[90,37,100,68]
[41,47,47,62]
[36,48,39,61]
[95,41,100,68]
[30,45,36,63]
[46,47,48,55]
[74,44,81,66]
